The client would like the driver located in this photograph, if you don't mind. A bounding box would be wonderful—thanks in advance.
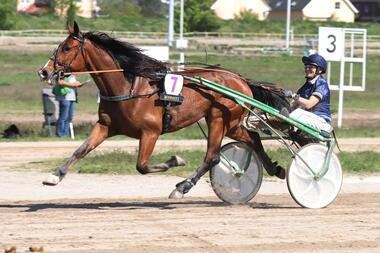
[282,54,333,134]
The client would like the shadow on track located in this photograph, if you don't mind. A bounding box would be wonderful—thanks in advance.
[0,199,298,212]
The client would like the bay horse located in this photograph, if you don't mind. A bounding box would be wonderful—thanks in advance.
[38,22,290,198]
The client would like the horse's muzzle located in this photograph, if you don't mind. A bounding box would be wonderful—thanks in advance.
[38,69,49,81]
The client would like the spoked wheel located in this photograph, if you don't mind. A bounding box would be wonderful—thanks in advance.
[210,142,263,204]
[287,143,343,209]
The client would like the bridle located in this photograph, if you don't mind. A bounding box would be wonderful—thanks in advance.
[51,33,124,78]
[52,33,86,76]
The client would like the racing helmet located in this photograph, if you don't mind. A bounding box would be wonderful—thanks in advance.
[302,54,327,74]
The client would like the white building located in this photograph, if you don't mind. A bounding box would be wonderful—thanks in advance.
[211,0,359,23]
[267,0,359,23]
[17,0,100,18]
[211,0,271,20]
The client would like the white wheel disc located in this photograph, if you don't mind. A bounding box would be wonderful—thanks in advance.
[210,142,263,204]
[287,143,343,208]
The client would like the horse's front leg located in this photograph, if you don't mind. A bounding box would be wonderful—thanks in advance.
[42,122,109,185]
[136,131,186,174]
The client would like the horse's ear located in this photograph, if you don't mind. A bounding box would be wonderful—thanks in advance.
[73,21,80,35]
[67,21,80,35]
[67,22,74,34]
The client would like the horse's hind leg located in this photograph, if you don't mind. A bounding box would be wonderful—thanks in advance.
[168,155,220,199]
[227,126,286,179]
[135,131,186,174]
[169,118,224,199]
[43,122,109,185]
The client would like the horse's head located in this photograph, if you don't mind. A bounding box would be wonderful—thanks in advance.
[38,21,86,84]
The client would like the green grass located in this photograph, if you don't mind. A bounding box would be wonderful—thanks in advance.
[1,51,379,115]
[339,151,380,174]
[27,148,380,176]
[0,50,97,114]
[335,128,380,138]
[2,120,379,141]
[186,54,380,114]
[267,148,380,174]
[1,50,380,140]
[14,14,168,32]
[30,150,206,177]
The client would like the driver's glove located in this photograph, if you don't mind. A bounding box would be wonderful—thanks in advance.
[282,89,300,100]
[282,89,294,98]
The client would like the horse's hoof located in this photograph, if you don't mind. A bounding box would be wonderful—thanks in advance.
[42,174,60,186]
[168,189,184,199]
[173,155,186,166]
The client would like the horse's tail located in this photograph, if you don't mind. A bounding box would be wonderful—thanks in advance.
[247,79,290,112]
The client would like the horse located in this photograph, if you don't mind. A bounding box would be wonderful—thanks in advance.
[38,22,290,198]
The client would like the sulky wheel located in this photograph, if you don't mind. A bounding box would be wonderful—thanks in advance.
[210,142,263,204]
[287,143,343,209]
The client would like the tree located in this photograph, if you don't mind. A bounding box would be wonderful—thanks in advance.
[138,0,165,17]
[0,0,17,30]
[98,0,142,18]
[51,0,77,28]
[51,0,70,17]
[66,0,78,26]
[175,0,220,32]
[236,9,258,24]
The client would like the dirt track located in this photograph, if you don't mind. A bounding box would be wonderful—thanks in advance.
[0,194,379,253]
[0,140,380,252]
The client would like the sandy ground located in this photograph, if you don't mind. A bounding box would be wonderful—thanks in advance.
[1,194,380,253]
[0,140,380,253]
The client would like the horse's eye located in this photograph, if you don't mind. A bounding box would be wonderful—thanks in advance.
[63,46,71,52]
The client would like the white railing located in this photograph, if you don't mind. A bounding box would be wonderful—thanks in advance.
[2,29,380,41]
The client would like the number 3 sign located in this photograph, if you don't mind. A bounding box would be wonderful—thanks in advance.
[318,27,344,61]
[164,74,184,96]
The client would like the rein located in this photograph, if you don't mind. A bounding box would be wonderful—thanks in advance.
[64,69,124,75]
[177,67,247,82]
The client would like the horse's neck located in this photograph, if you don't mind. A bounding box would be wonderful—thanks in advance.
[86,43,131,97]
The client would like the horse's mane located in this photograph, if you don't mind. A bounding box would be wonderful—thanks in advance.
[83,32,167,79]
[247,80,290,112]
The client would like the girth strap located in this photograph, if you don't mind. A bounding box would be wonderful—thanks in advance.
[99,76,159,102]
[99,94,134,101]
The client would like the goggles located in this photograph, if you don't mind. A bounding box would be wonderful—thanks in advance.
[304,64,318,69]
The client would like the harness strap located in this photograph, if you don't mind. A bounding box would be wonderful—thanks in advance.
[332,130,341,151]
[99,94,135,101]
[100,88,160,102]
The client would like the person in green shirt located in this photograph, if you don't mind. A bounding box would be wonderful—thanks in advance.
[54,75,81,137]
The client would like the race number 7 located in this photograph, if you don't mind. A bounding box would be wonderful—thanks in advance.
[164,74,184,96]
[170,75,178,93]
